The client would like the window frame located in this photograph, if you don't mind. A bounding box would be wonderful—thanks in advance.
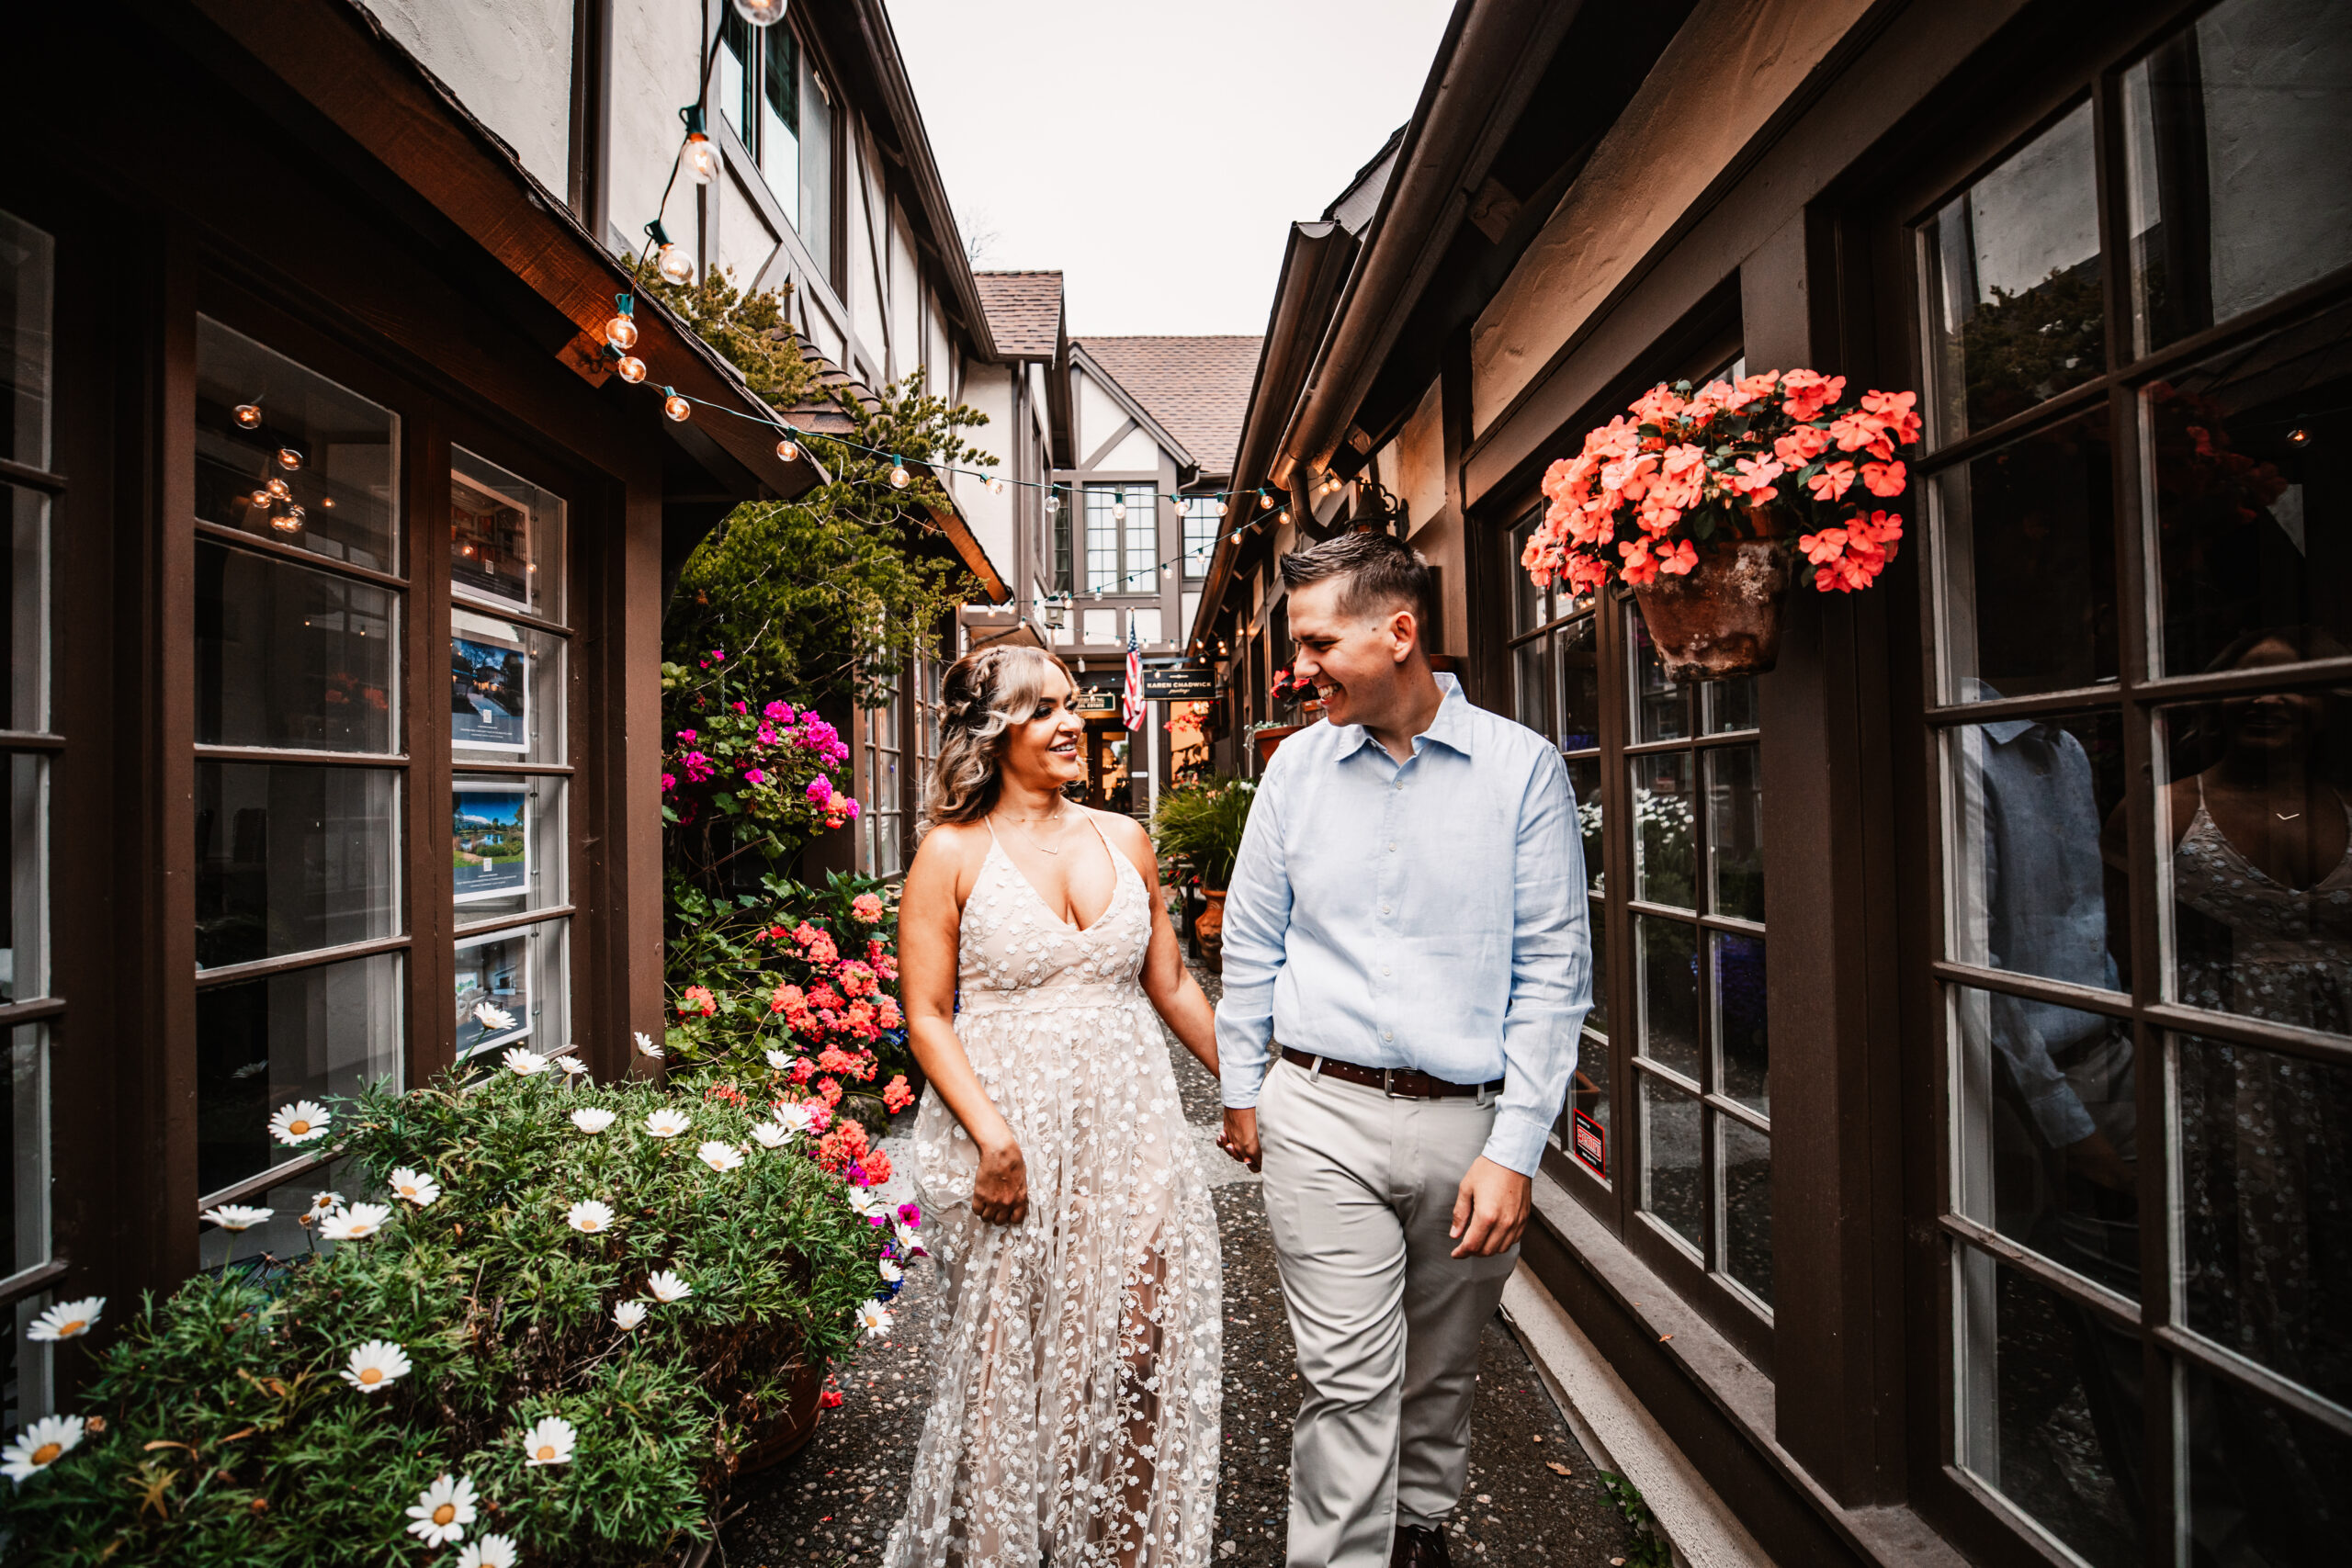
[711,5,841,292]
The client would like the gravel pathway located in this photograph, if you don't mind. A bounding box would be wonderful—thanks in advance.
[720,965,1637,1567]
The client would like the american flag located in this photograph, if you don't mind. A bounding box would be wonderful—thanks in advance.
[1122,621,1145,731]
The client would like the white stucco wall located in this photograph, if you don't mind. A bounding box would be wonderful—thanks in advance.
[1394,372,1446,535]
[1093,427,1161,474]
[848,134,889,378]
[604,0,705,265]
[1469,0,1875,435]
[1075,370,1129,462]
[363,0,574,195]
[958,362,1017,581]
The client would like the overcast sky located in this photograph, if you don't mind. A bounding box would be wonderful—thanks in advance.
[883,0,1456,338]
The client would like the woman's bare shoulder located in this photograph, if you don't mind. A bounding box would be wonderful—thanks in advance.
[911,818,991,873]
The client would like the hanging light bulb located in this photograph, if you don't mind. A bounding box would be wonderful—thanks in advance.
[1278,507,1291,525]
[657,243,694,286]
[234,403,263,429]
[605,296,639,351]
[986,475,1004,495]
[683,132,720,186]
[731,0,788,23]
[277,447,302,471]
[266,477,291,501]
[1259,489,1273,510]
[889,457,911,489]
[1042,489,1057,513]
[249,489,272,509]
[611,355,645,385]
[1213,498,1227,517]
[273,505,305,534]
[1113,492,1128,521]
[2289,427,2311,445]
[664,391,692,422]
[776,435,800,463]
[320,496,336,510]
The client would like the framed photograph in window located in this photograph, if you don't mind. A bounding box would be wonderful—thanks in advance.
[450,619,528,754]
[452,781,529,904]
[449,464,535,611]
[454,928,529,1057]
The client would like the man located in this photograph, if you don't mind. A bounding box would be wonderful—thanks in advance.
[1216,530,1591,1568]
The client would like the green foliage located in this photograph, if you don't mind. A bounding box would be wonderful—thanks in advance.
[2,1068,898,1566]
[1955,263,2104,430]
[660,657,857,888]
[1598,1471,1672,1568]
[1150,776,1256,891]
[637,265,822,414]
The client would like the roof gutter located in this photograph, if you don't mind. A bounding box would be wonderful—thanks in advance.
[1279,0,1582,484]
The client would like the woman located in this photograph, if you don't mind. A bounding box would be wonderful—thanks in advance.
[883,645,1224,1568]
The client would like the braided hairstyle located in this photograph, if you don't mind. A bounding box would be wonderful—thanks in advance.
[923,643,1074,829]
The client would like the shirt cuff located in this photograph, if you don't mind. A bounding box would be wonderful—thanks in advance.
[2024,1082,2097,1147]
[1219,1063,1269,1111]
[1479,1108,1551,1179]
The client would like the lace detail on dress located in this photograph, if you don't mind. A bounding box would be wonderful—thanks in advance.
[885,818,1222,1568]
[2172,787,2352,1033]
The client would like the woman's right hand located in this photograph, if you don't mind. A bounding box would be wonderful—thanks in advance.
[973,1134,1029,1225]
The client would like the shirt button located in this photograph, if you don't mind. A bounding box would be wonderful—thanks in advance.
[1383,1030,1395,1042]
[1388,842,1397,852]
[1381,965,1390,976]
[1381,904,1391,915]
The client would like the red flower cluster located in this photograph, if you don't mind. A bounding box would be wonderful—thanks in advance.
[1524,370,1924,596]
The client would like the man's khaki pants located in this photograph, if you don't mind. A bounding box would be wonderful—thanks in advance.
[1256,1055,1518,1568]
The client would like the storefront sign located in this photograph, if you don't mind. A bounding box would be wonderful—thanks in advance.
[1142,666,1218,701]
[1071,687,1118,716]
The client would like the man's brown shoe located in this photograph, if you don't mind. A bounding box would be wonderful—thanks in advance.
[1390,1523,1453,1567]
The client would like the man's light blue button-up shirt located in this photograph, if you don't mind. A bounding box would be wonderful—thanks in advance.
[1214,673,1592,1176]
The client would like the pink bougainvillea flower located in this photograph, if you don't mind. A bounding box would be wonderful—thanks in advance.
[731,701,747,714]
[807,776,831,803]
[675,728,696,743]
[1806,462,1857,502]
[660,773,676,792]
[708,648,727,663]
[763,700,794,721]
[743,768,766,786]
[1860,459,1907,498]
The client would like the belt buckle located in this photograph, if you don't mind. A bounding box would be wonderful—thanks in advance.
[1382,1066,1410,1100]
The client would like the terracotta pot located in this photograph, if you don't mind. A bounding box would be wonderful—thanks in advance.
[732,1359,828,1478]
[1193,888,1228,976]
[1253,723,1304,761]
[1630,535,1794,682]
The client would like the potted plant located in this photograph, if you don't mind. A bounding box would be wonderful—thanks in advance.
[1150,777,1256,972]
[1521,370,1923,681]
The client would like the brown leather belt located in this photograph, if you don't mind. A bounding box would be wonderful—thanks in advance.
[1280,1045,1502,1100]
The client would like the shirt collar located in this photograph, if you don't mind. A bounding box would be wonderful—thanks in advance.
[1337,672,1476,761]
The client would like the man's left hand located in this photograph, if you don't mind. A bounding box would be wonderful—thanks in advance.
[1450,1156,1532,1258]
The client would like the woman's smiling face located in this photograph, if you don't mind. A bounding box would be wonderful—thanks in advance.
[999,663,1085,790]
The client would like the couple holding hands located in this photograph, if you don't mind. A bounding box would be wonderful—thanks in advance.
[882,530,1593,1568]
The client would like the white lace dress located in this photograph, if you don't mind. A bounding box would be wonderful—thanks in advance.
[884,819,1222,1568]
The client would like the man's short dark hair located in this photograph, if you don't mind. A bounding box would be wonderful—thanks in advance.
[1278,528,1433,633]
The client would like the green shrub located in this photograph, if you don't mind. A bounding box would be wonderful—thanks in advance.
[1150,775,1257,891]
[1,1066,910,1566]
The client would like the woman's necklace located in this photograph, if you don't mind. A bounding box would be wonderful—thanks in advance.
[997,806,1070,855]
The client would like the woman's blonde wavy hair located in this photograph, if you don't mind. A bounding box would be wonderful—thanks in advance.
[922,644,1075,828]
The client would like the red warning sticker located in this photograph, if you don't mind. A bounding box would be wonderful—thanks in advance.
[1571,1110,1606,1178]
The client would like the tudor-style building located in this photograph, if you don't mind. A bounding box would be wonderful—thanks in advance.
[1193,2,2352,1564]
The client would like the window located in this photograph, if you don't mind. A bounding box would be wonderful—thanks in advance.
[1913,6,2352,1560]
[1179,495,1222,577]
[718,12,836,288]
[863,677,903,877]
[1085,485,1158,594]
[0,209,56,1431]
[1051,491,1073,595]
[192,317,404,1270]
[911,655,943,830]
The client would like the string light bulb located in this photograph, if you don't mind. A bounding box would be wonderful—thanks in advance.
[663,390,692,422]
[616,355,646,384]
[776,435,800,463]
[1278,507,1291,525]
[249,489,272,508]
[656,243,694,286]
[266,477,291,501]
[1213,498,1227,517]
[731,0,787,23]
[605,295,639,351]
[986,475,1004,494]
[1259,489,1273,510]
[2289,427,2311,445]
[683,132,720,186]
[273,505,304,534]
[234,403,263,429]
[277,448,302,470]
[1113,492,1128,521]
[889,457,910,489]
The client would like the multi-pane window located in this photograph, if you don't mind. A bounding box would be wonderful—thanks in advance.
[1085,485,1158,594]
[1916,6,2352,1560]
[0,209,56,1431]
[192,318,404,1269]
[1179,495,1221,577]
[863,680,904,877]
[717,12,835,284]
[911,656,943,829]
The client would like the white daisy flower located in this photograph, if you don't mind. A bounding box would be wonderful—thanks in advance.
[764,1048,793,1071]
[519,1415,577,1466]
[320,1202,390,1242]
[855,1298,893,1338]
[642,1109,690,1139]
[634,1031,663,1059]
[749,1121,792,1149]
[388,1168,441,1208]
[695,1140,744,1173]
[308,1191,345,1215]
[458,1533,519,1568]
[404,1472,478,1547]
[267,1100,331,1145]
[340,1338,411,1393]
[894,1220,927,1258]
[473,1001,517,1032]
[501,1047,545,1077]
[553,1055,589,1077]
[878,1258,903,1284]
[771,1101,815,1134]
[0,1415,86,1484]
[199,1204,274,1232]
[612,1300,648,1331]
[570,1107,616,1135]
[565,1200,616,1235]
[645,1269,692,1303]
[847,1190,888,1220]
[28,1297,104,1343]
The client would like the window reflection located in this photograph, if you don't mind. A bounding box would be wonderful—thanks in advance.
[1719,1114,1771,1305]
[196,953,401,1198]
[1633,753,1695,908]
[1555,615,1600,750]
[2147,300,2350,677]
[197,542,397,753]
[1948,708,2128,990]
[2180,1359,2352,1565]
[1636,914,1699,1081]
[1640,1075,1702,1252]
[1922,101,2105,442]
[2160,649,2352,1036]
[194,763,401,969]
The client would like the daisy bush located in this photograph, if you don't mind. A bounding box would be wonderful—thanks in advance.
[0,1061,916,1566]
[1521,369,1924,596]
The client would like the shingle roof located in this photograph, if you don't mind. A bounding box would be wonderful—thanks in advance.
[974,271,1064,358]
[1074,335,1262,477]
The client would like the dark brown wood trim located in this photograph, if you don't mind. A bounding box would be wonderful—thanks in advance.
[196,1151,331,1213]
[451,759,578,778]
[0,456,65,494]
[2151,1325,2352,1441]
[194,517,410,591]
[1934,1213,2138,1328]
[0,997,68,1029]
[409,406,453,1087]
[193,744,409,769]
[2141,1002,2352,1066]
[450,591,573,641]
[452,904,578,942]
[193,934,414,990]
[0,1260,70,1309]
[1926,959,2137,1019]
[0,730,67,753]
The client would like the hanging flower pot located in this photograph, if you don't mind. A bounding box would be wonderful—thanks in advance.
[1521,369,1924,685]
